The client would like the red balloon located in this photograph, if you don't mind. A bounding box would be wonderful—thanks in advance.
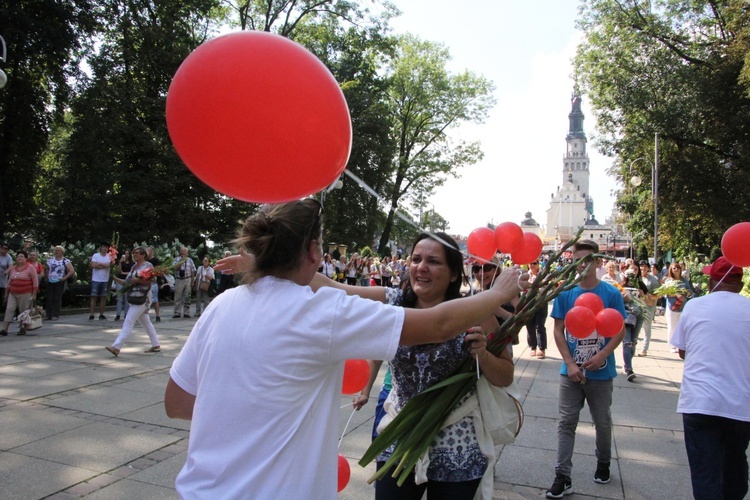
[574,292,604,316]
[565,306,597,339]
[596,308,625,338]
[494,222,524,254]
[166,31,352,203]
[342,359,370,395]
[467,227,496,262]
[721,222,750,267]
[511,233,544,265]
[337,454,351,492]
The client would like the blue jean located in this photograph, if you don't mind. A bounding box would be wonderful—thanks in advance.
[115,283,130,317]
[682,413,750,500]
[640,305,656,351]
[525,304,548,350]
[622,312,643,372]
[555,376,613,477]
[372,385,390,441]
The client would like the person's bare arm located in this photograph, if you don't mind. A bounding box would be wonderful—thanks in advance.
[164,378,196,420]
[581,328,624,372]
[353,360,384,410]
[553,318,585,383]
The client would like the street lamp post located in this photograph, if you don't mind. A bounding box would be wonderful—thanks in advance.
[628,133,659,264]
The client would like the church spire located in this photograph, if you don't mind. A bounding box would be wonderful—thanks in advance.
[567,92,585,140]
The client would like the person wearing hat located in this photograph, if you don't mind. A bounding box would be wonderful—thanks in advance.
[671,256,750,500]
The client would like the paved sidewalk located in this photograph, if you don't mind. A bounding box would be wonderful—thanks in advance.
[0,310,743,499]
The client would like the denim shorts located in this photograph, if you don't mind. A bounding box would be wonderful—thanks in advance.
[90,281,108,297]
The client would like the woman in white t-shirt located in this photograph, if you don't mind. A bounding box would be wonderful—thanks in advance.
[321,253,335,279]
[45,246,75,321]
[166,199,527,500]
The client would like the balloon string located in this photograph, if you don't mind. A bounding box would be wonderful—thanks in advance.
[709,265,733,293]
[341,169,491,263]
[339,407,358,450]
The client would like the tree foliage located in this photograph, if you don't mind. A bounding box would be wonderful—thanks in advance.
[576,0,750,259]
[0,0,98,240]
[376,34,494,254]
[1,0,492,255]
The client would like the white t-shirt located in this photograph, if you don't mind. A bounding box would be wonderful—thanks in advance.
[91,252,111,282]
[170,276,404,499]
[672,291,750,422]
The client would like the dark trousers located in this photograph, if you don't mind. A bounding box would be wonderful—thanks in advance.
[683,413,750,500]
[525,304,548,350]
[375,462,481,500]
[45,281,65,319]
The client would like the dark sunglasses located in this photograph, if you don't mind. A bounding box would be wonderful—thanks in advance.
[472,263,495,273]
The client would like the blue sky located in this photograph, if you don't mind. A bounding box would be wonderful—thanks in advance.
[388,0,616,236]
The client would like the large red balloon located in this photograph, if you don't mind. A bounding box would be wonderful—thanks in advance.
[721,222,750,267]
[511,233,544,265]
[574,292,604,316]
[166,31,352,203]
[565,306,597,339]
[467,227,496,262]
[337,454,351,492]
[342,359,370,395]
[494,222,523,254]
[596,308,624,338]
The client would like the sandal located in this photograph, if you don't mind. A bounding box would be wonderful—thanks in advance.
[105,346,120,357]
[144,346,161,353]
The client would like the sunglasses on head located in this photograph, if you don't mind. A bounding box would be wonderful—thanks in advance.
[472,263,494,273]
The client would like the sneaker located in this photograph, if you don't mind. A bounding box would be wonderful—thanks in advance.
[155,316,161,323]
[172,315,181,319]
[670,347,679,353]
[99,315,107,320]
[114,315,120,321]
[626,370,636,382]
[184,314,191,319]
[530,349,537,357]
[546,474,573,498]
[537,349,546,359]
[637,350,647,357]
[594,462,611,484]
[0,329,7,337]
[89,315,95,321]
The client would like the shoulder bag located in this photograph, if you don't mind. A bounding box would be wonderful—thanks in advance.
[18,300,44,331]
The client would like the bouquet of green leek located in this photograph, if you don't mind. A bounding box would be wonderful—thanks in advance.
[359,230,593,485]
[652,283,689,297]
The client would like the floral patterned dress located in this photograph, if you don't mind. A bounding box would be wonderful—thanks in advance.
[378,288,487,482]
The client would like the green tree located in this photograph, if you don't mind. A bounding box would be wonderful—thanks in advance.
[376,34,494,254]
[45,0,253,246]
[0,0,97,241]
[576,0,750,258]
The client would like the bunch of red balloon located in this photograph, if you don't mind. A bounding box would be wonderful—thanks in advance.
[336,359,370,492]
[721,222,750,267]
[565,293,624,338]
[466,222,543,265]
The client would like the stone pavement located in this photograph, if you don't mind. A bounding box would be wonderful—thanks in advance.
[0,308,744,499]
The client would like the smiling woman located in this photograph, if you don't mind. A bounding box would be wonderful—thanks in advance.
[307,232,518,499]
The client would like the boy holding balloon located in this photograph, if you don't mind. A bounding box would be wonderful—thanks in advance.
[545,239,627,499]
